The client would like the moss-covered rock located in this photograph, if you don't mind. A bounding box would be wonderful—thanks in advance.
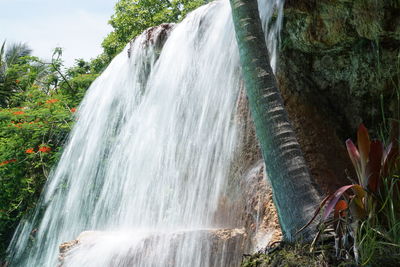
[270,0,400,195]
[278,0,400,136]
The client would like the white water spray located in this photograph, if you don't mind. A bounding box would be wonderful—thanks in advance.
[8,1,284,266]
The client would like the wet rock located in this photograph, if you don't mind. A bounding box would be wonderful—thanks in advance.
[59,229,247,267]
[240,161,282,250]
[128,23,175,58]
[213,160,282,251]
[59,240,78,263]
[213,85,282,251]
[127,23,175,93]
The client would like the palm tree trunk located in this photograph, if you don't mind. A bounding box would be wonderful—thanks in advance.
[229,0,321,241]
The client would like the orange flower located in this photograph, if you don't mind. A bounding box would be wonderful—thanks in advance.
[38,146,51,153]
[334,200,348,218]
[25,148,35,154]
[15,79,20,84]
[0,159,17,166]
[12,123,22,128]
[12,111,25,115]
[45,99,59,104]
[70,108,77,113]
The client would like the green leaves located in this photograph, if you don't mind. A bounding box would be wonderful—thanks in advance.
[0,46,90,260]
[0,42,34,108]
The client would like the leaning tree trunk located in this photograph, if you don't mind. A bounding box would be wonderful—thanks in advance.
[229,0,321,241]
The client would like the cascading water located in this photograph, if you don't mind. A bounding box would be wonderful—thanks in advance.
[7,0,284,266]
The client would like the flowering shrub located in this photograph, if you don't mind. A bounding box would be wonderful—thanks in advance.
[25,148,35,154]
[45,99,59,104]
[38,145,51,153]
[0,56,98,260]
[0,92,75,258]
[0,159,16,166]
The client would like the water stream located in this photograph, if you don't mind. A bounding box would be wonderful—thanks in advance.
[8,1,284,266]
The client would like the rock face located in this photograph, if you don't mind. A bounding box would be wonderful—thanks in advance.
[213,84,282,250]
[280,0,399,126]
[280,0,400,134]
[59,229,247,267]
[128,23,175,58]
[239,161,282,250]
[272,0,400,194]
[213,160,282,249]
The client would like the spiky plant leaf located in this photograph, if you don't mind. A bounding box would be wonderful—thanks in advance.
[346,139,362,181]
[357,124,371,187]
[367,140,384,193]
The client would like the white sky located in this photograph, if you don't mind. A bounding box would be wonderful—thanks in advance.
[0,0,117,67]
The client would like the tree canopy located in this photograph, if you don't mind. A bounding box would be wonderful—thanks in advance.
[0,42,32,107]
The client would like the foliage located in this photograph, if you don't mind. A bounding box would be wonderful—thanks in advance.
[0,43,96,261]
[301,123,400,265]
[241,242,350,267]
[0,42,32,107]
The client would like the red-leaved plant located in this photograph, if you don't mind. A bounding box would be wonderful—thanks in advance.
[299,123,399,263]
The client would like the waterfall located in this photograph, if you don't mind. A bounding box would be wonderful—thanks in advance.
[7,1,284,266]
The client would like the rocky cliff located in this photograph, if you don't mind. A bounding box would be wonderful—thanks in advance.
[276,0,400,194]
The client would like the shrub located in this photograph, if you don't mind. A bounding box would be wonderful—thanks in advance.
[301,123,400,265]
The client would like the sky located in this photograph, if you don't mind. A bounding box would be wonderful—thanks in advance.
[0,0,117,67]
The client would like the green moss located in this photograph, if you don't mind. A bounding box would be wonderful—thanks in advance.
[283,0,400,52]
[352,0,384,40]
[241,243,353,267]
[278,0,400,136]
